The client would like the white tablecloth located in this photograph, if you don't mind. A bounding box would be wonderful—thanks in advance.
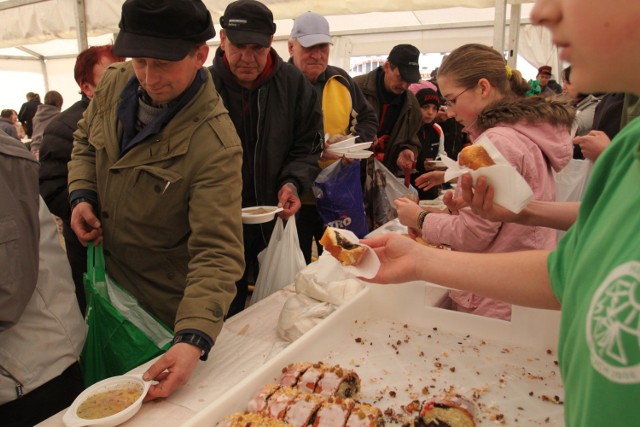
[39,280,450,427]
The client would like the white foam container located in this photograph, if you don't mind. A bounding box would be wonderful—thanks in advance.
[183,282,564,426]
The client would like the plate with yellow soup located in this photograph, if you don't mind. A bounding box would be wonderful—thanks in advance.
[63,374,151,427]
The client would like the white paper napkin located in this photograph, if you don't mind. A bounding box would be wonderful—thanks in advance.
[318,228,381,279]
[442,136,533,213]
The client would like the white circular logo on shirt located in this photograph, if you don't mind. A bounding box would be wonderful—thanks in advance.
[586,261,640,383]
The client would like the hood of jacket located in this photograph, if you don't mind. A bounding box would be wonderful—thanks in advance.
[466,97,575,172]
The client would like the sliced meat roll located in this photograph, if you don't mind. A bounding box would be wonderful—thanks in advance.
[312,396,356,427]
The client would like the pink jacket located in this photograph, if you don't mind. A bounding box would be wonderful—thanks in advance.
[422,99,573,319]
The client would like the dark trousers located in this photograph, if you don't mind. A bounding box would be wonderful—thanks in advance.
[296,204,325,264]
[227,224,266,318]
[0,362,84,427]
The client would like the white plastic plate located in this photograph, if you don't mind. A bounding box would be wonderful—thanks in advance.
[325,135,357,149]
[241,206,283,224]
[343,150,373,159]
[62,374,151,427]
[327,141,373,154]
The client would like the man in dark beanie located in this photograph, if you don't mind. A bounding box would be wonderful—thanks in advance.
[68,0,245,399]
[210,0,323,315]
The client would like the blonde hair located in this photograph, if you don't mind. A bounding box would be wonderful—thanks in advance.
[438,44,530,98]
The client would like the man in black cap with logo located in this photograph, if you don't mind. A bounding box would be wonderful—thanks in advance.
[353,44,422,176]
[210,0,324,316]
[354,44,422,230]
[68,0,245,399]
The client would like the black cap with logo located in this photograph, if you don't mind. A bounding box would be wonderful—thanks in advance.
[220,0,277,48]
[388,44,421,84]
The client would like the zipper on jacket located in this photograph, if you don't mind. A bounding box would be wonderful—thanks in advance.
[253,87,268,246]
[0,364,24,399]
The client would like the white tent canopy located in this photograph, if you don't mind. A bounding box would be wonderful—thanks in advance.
[0,0,559,112]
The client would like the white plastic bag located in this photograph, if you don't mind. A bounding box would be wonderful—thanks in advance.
[250,217,306,305]
[277,294,336,342]
[553,158,593,202]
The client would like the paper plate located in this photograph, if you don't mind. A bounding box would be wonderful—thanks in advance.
[343,150,373,159]
[242,206,283,224]
[325,135,357,149]
[63,374,151,427]
[327,141,373,154]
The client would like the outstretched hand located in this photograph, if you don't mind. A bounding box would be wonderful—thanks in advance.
[360,234,422,284]
[573,130,610,161]
[414,171,445,191]
[143,343,201,401]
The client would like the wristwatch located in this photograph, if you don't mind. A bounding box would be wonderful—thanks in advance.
[172,333,211,361]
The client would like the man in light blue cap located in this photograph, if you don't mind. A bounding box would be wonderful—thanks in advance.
[288,11,378,262]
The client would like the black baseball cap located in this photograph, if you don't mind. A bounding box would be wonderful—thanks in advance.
[220,0,277,48]
[114,0,215,61]
[388,44,421,84]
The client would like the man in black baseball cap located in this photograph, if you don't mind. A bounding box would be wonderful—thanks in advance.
[219,0,276,48]
[353,44,422,176]
[69,0,245,401]
[210,0,323,317]
[388,44,422,85]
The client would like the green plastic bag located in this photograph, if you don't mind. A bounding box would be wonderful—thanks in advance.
[80,243,173,387]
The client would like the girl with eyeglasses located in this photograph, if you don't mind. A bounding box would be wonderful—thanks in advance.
[395,43,574,320]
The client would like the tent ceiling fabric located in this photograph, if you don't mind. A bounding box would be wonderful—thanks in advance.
[0,0,534,51]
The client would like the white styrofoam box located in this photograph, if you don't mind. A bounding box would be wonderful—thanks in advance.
[183,282,564,426]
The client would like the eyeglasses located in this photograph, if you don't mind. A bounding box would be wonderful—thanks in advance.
[444,87,471,107]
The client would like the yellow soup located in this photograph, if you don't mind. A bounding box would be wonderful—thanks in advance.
[77,384,143,420]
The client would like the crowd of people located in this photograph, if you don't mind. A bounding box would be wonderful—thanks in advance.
[1,0,638,425]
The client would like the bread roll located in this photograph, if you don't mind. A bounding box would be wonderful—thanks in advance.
[458,145,495,170]
[319,228,367,266]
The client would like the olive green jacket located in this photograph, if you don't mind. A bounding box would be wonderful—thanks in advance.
[68,62,244,341]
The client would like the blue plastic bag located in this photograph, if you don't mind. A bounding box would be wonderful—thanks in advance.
[313,160,368,238]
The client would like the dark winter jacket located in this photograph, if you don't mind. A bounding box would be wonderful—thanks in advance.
[39,96,90,223]
[210,48,323,243]
[353,67,421,174]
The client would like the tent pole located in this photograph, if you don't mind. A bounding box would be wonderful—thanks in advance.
[74,0,89,53]
[493,0,507,53]
[507,3,521,68]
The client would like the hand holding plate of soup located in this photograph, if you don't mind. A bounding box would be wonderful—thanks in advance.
[241,206,283,224]
[63,374,152,427]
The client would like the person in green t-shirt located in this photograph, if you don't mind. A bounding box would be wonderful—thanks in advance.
[361,1,640,425]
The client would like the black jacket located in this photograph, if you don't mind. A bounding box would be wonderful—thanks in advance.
[39,96,90,223]
[210,49,323,242]
[18,98,41,138]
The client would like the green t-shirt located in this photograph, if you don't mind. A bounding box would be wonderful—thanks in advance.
[548,117,640,426]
